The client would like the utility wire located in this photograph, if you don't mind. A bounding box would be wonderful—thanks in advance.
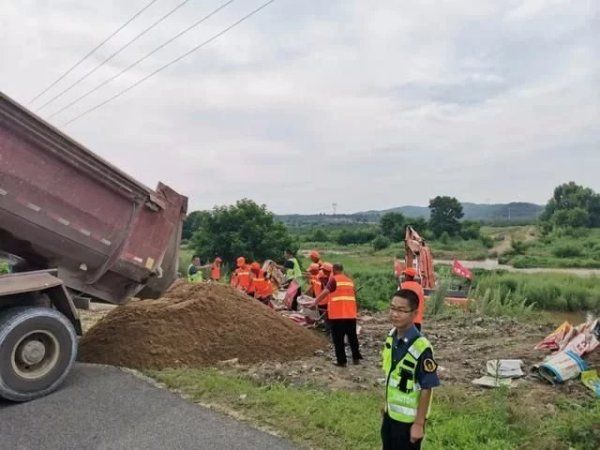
[29,0,161,105]
[36,0,193,113]
[62,0,277,126]
[49,0,237,119]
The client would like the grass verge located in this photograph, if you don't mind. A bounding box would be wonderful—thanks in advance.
[149,369,600,450]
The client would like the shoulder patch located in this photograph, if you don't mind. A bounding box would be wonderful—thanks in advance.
[423,358,438,373]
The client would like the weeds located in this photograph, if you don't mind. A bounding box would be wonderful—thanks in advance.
[469,286,535,317]
[427,282,448,317]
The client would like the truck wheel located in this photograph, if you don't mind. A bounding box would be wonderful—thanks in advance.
[0,307,77,402]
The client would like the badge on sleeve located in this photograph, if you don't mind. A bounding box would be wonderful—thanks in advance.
[423,358,438,373]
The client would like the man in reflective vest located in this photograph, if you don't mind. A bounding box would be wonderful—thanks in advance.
[187,255,209,283]
[381,289,440,449]
[249,262,273,306]
[400,267,425,331]
[231,257,251,293]
[210,257,223,281]
[306,263,322,297]
[312,263,362,366]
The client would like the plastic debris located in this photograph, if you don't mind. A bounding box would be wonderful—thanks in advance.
[534,350,588,384]
[472,375,513,388]
[581,370,600,397]
[486,359,524,378]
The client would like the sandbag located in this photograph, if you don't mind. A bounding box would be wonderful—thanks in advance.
[535,350,588,384]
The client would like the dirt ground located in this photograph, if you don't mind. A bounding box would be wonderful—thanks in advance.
[79,303,598,399]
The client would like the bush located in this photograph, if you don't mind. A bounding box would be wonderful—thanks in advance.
[312,229,330,242]
[0,260,8,274]
[372,235,391,251]
[480,235,494,248]
[439,231,450,245]
[336,229,377,245]
[350,271,397,311]
[552,243,583,258]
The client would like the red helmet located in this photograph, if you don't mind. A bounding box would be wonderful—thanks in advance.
[403,267,418,277]
[308,263,320,273]
[250,262,261,272]
[215,257,222,263]
[321,262,333,273]
[236,257,246,267]
[309,250,320,261]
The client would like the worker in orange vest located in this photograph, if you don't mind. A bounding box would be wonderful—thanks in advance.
[309,250,322,268]
[249,262,273,306]
[306,263,322,297]
[401,267,425,331]
[210,257,222,281]
[231,257,251,293]
[312,263,362,367]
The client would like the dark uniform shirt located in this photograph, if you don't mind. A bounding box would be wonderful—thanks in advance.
[392,325,440,389]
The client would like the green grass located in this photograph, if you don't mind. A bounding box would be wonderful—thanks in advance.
[150,369,600,450]
[474,272,600,311]
[500,228,600,269]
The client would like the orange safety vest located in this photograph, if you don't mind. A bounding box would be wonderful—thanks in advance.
[327,274,357,320]
[251,271,273,299]
[309,276,322,297]
[211,263,221,281]
[234,266,251,291]
[401,280,425,325]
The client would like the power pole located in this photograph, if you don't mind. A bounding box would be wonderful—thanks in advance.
[332,202,338,216]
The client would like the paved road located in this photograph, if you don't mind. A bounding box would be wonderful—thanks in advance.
[0,364,295,450]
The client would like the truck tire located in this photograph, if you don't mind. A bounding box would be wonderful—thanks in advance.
[0,307,77,402]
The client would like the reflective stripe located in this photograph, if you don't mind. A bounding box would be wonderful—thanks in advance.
[408,343,426,359]
[336,281,354,287]
[388,403,417,417]
[388,378,399,388]
[330,296,356,302]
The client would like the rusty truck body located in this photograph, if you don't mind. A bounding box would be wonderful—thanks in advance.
[0,92,187,401]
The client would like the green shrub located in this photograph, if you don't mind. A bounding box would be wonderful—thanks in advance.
[372,235,391,251]
[350,271,397,311]
[0,260,8,274]
[552,243,583,258]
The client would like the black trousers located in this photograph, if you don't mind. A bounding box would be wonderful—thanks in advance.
[381,414,422,450]
[330,319,361,364]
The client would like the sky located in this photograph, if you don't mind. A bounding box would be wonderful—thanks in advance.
[1,0,599,214]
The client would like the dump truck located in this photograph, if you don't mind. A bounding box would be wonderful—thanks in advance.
[0,92,187,401]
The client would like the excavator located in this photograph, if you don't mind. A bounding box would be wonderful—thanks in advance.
[395,226,471,306]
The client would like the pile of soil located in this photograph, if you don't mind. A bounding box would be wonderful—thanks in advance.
[78,283,327,370]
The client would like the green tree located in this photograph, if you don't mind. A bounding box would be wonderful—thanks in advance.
[191,199,296,265]
[541,182,600,228]
[182,210,210,240]
[380,212,406,241]
[428,196,464,237]
[460,220,482,240]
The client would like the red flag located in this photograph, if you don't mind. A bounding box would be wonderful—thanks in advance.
[452,259,473,280]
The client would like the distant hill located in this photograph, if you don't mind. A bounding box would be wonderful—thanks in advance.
[277,202,544,226]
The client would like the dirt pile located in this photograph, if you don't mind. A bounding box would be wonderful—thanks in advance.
[78,283,327,370]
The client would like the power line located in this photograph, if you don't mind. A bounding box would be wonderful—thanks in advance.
[36,0,193,113]
[29,0,161,105]
[49,0,237,119]
[62,0,277,126]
